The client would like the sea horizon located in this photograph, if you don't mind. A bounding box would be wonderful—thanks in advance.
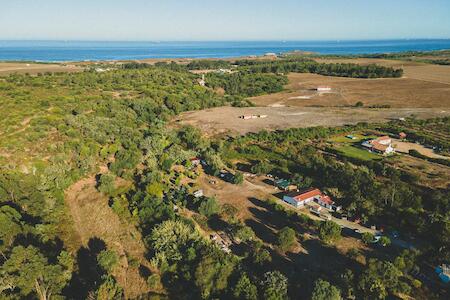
[1,39,450,62]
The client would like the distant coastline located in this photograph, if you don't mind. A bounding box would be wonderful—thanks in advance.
[1,39,450,62]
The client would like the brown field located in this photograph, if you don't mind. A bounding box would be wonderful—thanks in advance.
[64,170,152,298]
[0,62,83,75]
[388,155,450,189]
[315,58,450,85]
[251,72,450,109]
[176,106,449,135]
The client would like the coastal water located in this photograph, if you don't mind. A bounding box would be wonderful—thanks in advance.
[1,40,449,62]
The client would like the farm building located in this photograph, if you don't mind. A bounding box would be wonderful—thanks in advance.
[283,188,341,211]
[283,188,322,208]
[275,179,297,191]
[316,86,332,92]
[362,136,395,155]
[193,190,204,198]
[190,157,201,166]
[198,74,206,87]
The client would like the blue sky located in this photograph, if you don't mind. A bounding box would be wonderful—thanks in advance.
[1,0,449,40]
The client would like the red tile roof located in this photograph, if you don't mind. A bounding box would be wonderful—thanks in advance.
[371,141,389,152]
[288,188,322,202]
[319,195,334,205]
[376,136,391,141]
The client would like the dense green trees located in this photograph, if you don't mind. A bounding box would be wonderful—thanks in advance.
[187,60,231,70]
[205,72,288,97]
[237,58,403,78]
[1,246,73,299]
[358,259,405,299]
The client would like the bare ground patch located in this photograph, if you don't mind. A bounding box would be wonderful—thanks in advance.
[175,106,449,135]
[0,62,83,76]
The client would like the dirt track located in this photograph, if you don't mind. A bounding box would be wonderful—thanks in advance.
[176,106,449,135]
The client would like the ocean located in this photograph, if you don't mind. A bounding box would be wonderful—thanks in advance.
[0,40,449,62]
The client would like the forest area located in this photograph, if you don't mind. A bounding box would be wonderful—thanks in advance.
[0,56,448,300]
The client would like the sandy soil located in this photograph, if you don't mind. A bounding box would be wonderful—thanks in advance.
[0,62,83,75]
[176,106,449,135]
[64,174,151,298]
[392,139,449,160]
[251,73,450,109]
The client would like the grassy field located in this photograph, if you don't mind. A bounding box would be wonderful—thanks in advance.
[335,145,382,161]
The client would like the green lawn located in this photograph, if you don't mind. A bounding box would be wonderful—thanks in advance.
[328,133,374,144]
[336,145,382,161]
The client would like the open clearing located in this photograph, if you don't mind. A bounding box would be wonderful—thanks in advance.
[251,72,450,109]
[0,62,83,75]
[64,173,151,298]
[176,106,449,135]
[392,139,449,160]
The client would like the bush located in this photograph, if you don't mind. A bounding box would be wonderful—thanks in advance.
[277,227,296,251]
[361,232,374,244]
[98,173,115,195]
[97,249,119,273]
[319,221,341,244]
[198,197,220,217]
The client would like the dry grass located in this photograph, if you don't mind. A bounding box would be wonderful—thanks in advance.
[388,155,450,189]
[176,106,449,135]
[0,62,83,75]
[251,72,450,109]
[64,174,152,298]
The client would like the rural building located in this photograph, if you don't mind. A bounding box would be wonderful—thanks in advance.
[283,188,341,211]
[198,74,206,87]
[362,136,395,155]
[190,157,201,166]
[193,190,204,198]
[316,195,334,210]
[275,179,297,191]
[317,86,332,92]
[398,132,407,139]
[310,204,322,215]
[283,188,322,208]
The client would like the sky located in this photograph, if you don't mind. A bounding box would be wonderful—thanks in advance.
[1,0,449,41]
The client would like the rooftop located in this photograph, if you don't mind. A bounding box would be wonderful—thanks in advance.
[287,188,322,202]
